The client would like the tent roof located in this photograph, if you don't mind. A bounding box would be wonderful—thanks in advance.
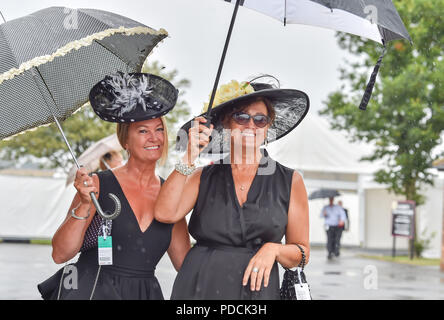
[267,112,383,174]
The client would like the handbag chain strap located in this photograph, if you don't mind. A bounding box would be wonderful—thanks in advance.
[295,244,306,271]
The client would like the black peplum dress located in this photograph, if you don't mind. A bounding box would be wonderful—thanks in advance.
[170,151,294,300]
[38,170,173,300]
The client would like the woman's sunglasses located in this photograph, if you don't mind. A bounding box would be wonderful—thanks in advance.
[231,112,271,128]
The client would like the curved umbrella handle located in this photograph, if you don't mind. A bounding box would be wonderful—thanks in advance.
[29,67,122,221]
[90,192,121,220]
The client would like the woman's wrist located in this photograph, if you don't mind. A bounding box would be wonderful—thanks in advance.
[265,242,282,259]
[176,157,196,176]
[181,152,196,166]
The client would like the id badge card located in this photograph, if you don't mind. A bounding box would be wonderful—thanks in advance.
[98,235,113,265]
[295,283,312,300]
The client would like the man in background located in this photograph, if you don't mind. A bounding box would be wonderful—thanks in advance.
[321,197,347,259]
[337,200,350,256]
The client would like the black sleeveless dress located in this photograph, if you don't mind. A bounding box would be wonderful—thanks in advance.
[170,151,294,300]
[38,170,173,300]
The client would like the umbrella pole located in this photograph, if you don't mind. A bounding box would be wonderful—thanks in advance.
[0,11,6,23]
[30,67,120,220]
[51,113,82,169]
[205,0,241,121]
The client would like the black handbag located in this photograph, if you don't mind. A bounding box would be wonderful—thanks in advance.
[280,244,312,300]
[80,215,112,251]
[38,216,111,300]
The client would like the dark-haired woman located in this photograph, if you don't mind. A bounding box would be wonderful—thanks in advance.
[154,77,310,299]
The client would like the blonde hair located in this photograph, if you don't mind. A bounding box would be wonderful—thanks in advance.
[116,117,168,166]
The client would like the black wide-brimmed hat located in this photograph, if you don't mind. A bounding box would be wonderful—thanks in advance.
[89,72,178,123]
[176,76,309,154]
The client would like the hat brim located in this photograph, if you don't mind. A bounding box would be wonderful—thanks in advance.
[176,88,309,154]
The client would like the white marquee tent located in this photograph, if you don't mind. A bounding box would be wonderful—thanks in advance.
[0,113,442,258]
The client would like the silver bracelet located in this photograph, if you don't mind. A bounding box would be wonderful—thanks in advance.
[71,205,91,220]
[175,160,196,176]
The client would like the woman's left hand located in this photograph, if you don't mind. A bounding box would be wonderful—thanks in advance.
[242,243,280,291]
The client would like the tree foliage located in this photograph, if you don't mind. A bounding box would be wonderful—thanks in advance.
[0,60,191,171]
[319,0,444,205]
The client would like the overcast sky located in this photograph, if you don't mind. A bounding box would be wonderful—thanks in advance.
[1,0,352,118]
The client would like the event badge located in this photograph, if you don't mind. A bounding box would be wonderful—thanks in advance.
[295,283,312,300]
[295,267,312,300]
[98,224,112,265]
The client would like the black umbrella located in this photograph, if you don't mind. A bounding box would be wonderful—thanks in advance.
[0,7,167,219]
[204,0,411,123]
[308,188,341,200]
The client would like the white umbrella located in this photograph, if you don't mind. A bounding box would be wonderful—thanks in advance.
[65,133,122,186]
[204,0,411,118]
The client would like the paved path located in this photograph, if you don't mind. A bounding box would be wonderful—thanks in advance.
[1,243,443,300]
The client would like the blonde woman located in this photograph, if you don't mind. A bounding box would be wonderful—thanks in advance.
[39,73,190,300]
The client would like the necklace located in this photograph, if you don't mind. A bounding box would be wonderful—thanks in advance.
[232,165,258,192]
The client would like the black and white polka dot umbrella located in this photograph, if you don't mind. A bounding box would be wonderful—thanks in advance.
[0,7,167,219]
[0,7,167,140]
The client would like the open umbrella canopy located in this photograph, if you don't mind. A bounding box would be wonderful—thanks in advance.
[0,7,167,220]
[308,188,341,200]
[202,0,411,120]
[0,7,168,140]
[221,0,411,44]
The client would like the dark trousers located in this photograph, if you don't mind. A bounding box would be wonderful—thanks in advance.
[326,226,343,256]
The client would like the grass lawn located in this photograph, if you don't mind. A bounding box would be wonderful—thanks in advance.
[358,254,441,266]
[30,239,52,245]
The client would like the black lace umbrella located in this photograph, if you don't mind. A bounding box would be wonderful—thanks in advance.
[204,0,412,120]
[0,7,167,219]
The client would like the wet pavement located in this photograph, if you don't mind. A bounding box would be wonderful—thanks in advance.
[1,243,444,300]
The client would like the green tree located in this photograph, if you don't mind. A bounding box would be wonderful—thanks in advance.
[320,0,444,205]
[0,60,191,171]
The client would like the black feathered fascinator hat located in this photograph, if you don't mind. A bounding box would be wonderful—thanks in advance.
[89,72,178,123]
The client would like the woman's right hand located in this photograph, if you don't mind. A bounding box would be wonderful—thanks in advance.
[184,116,213,164]
[73,167,97,205]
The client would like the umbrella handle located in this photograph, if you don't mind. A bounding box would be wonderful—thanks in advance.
[29,66,121,221]
[90,192,121,220]
[202,114,212,129]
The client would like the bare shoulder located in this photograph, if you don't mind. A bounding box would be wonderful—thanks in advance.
[292,170,303,182]
[291,170,305,187]
[290,170,307,199]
